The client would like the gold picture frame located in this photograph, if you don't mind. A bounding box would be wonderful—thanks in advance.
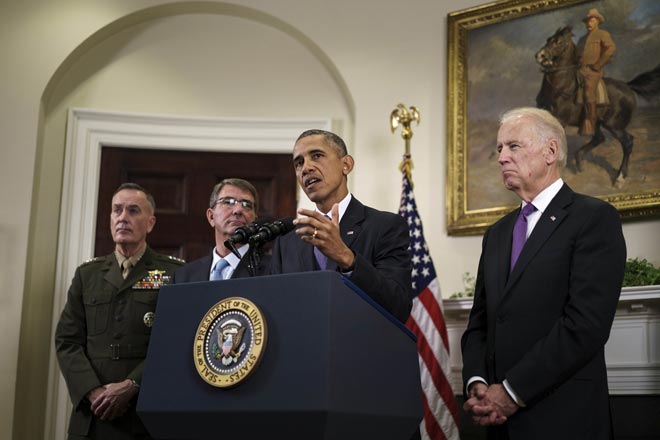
[446,0,660,235]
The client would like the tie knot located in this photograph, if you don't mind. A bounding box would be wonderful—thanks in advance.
[214,259,229,272]
[211,258,230,280]
[121,260,133,279]
[521,203,537,217]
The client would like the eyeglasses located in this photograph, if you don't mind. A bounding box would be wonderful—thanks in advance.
[213,197,255,211]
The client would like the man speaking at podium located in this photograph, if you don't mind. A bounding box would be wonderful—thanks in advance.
[174,178,270,282]
[270,129,413,322]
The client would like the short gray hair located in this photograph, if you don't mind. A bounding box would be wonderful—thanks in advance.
[500,107,567,168]
[113,183,156,213]
[209,178,259,212]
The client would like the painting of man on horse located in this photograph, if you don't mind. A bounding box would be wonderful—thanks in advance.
[462,0,660,214]
[535,8,660,187]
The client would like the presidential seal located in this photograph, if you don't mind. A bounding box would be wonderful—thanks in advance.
[193,297,267,388]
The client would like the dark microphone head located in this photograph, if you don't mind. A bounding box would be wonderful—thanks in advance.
[248,218,295,244]
[224,222,261,249]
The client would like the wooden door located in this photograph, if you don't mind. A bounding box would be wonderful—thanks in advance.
[95,146,296,261]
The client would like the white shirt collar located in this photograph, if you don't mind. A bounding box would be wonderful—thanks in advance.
[316,193,352,222]
[521,178,563,238]
[524,178,564,213]
[211,244,249,278]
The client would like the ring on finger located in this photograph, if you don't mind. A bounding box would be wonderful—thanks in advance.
[312,228,318,239]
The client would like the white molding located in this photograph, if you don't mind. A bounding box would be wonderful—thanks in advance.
[45,108,331,440]
[443,286,660,396]
[607,364,660,394]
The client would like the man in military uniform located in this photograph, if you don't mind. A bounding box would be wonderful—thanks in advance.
[55,183,184,439]
[578,8,616,136]
[174,178,270,282]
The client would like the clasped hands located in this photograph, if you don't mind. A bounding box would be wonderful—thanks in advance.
[463,382,518,427]
[87,379,138,421]
[294,205,355,271]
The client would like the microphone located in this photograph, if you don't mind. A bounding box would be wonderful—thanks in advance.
[224,222,262,250]
[248,218,295,245]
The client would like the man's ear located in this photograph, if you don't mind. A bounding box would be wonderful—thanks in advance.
[206,208,215,228]
[544,139,559,165]
[342,155,355,175]
[147,216,156,234]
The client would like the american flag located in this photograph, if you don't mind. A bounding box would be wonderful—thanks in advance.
[399,165,460,440]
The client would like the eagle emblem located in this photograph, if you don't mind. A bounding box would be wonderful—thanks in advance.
[215,319,247,365]
[193,297,268,388]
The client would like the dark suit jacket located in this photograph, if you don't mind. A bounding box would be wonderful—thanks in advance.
[55,246,184,438]
[461,184,626,440]
[174,248,271,283]
[270,197,413,322]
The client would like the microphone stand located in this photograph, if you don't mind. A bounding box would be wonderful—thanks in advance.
[242,243,261,277]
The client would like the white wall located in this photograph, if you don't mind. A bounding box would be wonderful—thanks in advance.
[1,0,659,437]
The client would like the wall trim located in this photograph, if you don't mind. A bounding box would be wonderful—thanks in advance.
[444,285,660,396]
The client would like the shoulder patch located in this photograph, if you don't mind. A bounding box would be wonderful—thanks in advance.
[164,255,186,264]
[80,256,104,266]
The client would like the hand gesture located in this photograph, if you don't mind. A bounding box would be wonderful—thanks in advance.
[294,204,355,270]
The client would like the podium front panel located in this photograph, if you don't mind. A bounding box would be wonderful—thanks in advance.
[138,271,422,439]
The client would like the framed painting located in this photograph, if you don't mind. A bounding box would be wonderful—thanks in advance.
[446,0,660,235]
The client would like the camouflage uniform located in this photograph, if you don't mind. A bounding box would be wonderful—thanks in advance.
[55,247,183,439]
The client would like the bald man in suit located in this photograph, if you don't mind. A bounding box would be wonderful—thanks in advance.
[461,107,626,439]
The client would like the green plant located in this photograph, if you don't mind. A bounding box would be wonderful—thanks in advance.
[450,272,476,298]
[623,258,660,287]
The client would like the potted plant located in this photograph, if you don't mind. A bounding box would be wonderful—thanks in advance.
[622,258,660,287]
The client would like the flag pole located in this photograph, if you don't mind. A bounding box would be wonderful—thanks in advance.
[390,103,420,185]
[392,103,461,439]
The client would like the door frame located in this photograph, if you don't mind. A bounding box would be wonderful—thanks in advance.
[46,108,330,439]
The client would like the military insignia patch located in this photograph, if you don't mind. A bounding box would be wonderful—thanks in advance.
[193,297,267,388]
[143,312,155,328]
[132,270,173,289]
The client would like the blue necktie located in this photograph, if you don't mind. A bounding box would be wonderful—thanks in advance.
[510,203,537,271]
[314,215,331,270]
[210,259,229,281]
[314,246,327,270]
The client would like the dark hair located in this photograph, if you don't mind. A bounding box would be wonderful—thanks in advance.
[209,178,259,212]
[296,129,348,156]
[113,183,156,213]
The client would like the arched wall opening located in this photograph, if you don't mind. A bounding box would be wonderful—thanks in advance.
[15,3,355,439]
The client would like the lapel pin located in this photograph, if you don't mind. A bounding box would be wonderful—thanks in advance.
[550,215,556,221]
[346,231,354,235]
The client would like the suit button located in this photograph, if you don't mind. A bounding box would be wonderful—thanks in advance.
[90,297,97,304]
[497,315,507,323]
[113,332,122,340]
[118,299,126,305]
[115,315,123,322]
